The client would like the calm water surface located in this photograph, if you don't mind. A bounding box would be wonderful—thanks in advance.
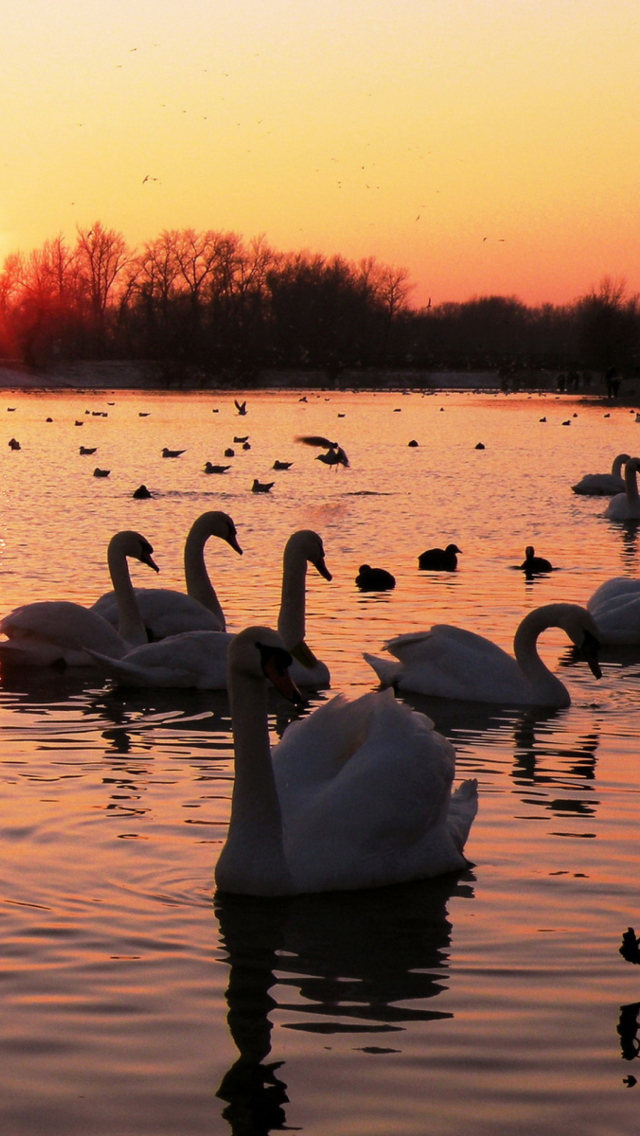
[0,387,639,1134]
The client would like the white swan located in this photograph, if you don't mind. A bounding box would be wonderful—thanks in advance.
[0,531,159,667]
[604,457,640,520]
[91,511,242,639]
[572,453,630,496]
[363,603,602,707]
[214,626,478,896]
[86,530,332,689]
[587,577,640,644]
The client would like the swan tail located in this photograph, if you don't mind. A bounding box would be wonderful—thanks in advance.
[84,649,161,684]
[447,778,479,852]
[362,652,403,686]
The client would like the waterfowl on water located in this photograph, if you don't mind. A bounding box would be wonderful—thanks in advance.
[418,544,461,571]
[162,447,186,458]
[87,530,332,691]
[204,462,230,474]
[604,457,640,520]
[363,603,601,708]
[92,511,242,639]
[571,453,630,496]
[356,565,396,591]
[214,625,478,896]
[0,531,159,667]
[519,546,554,576]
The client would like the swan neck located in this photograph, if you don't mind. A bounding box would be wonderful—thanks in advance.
[625,462,640,501]
[513,608,568,703]
[218,672,293,896]
[107,542,147,648]
[184,522,224,627]
[278,544,307,648]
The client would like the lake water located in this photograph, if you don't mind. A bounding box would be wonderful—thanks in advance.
[0,386,639,1135]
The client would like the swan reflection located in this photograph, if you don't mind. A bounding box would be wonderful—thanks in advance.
[215,873,474,1134]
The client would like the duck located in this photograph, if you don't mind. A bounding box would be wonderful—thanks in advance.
[132,484,152,498]
[252,479,274,493]
[273,460,293,470]
[86,530,332,690]
[571,453,630,496]
[92,511,242,640]
[587,577,640,644]
[604,457,640,520]
[363,603,601,707]
[161,447,186,458]
[418,544,461,571]
[0,531,159,667]
[79,446,97,455]
[93,467,110,477]
[214,625,479,896]
[356,565,396,591]
[518,546,554,576]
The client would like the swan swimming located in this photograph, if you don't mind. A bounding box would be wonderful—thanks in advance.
[571,453,630,496]
[86,529,332,690]
[0,531,159,667]
[92,511,242,639]
[363,603,601,707]
[214,625,478,896]
[604,457,640,520]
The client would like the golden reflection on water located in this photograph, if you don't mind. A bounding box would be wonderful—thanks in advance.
[0,388,639,1134]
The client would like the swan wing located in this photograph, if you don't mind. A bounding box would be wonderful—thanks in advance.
[273,691,379,806]
[92,588,224,638]
[377,626,524,700]
[86,631,232,688]
[572,473,625,495]
[0,601,127,664]
[588,578,640,643]
[281,691,475,891]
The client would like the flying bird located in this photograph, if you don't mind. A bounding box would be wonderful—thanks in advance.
[296,435,349,468]
[234,399,247,415]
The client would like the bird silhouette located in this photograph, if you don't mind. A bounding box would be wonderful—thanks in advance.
[234,400,247,415]
[296,435,349,468]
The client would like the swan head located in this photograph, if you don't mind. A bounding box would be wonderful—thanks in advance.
[192,510,243,556]
[286,530,332,580]
[535,604,602,679]
[108,531,160,573]
[229,626,305,703]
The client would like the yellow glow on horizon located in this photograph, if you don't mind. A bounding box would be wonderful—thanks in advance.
[4,0,640,307]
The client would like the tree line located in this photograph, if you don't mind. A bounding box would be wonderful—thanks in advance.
[0,222,637,383]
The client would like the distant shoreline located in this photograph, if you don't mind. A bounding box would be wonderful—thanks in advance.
[0,359,634,402]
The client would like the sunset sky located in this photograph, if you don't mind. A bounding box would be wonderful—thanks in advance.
[4,0,640,309]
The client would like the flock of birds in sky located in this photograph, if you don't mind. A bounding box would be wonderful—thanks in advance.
[4,394,640,896]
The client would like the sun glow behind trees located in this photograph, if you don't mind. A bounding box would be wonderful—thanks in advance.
[0,222,637,377]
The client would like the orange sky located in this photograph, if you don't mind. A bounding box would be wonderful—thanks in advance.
[3,0,640,308]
